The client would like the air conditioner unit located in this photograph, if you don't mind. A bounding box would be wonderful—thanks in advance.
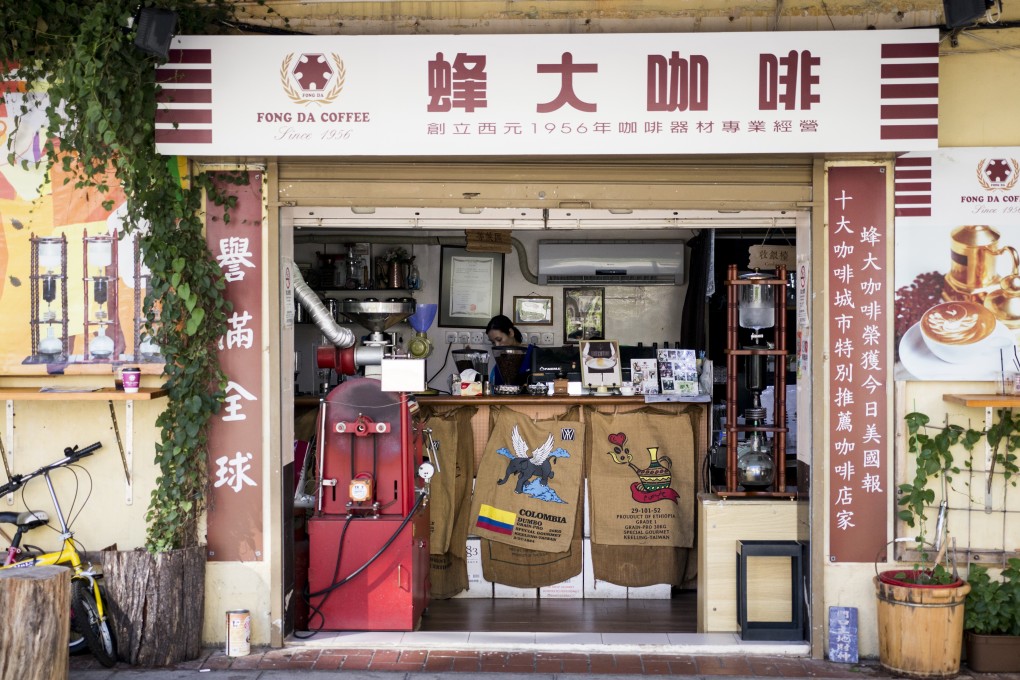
[537,240,685,286]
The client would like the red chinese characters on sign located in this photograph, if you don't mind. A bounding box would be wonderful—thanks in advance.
[827,165,889,563]
[425,50,823,115]
[759,50,821,110]
[427,52,488,112]
[536,52,598,113]
[206,171,264,562]
[647,53,709,112]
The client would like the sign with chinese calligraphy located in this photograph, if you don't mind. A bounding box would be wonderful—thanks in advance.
[894,147,1020,381]
[827,165,888,563]
[206,171,265,562]
[155,30,938,157]
[827,606,859,663]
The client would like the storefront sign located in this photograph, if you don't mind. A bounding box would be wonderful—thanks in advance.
[155,30,938,157]
[206,171,265,562]
[895,147,1020,381]
[827,165,888,563]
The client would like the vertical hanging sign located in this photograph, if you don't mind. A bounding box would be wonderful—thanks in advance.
[206,171,264,562]
[827,165,889,562]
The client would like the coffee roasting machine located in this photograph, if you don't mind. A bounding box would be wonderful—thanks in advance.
[288,259,431,631]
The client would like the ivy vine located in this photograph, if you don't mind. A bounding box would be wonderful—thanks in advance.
[0,1,248,552]
[901,409,1019,583]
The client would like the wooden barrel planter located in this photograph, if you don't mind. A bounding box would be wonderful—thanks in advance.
[99,545,206,666]
[874,572,970,678]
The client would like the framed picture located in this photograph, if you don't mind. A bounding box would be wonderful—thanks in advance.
[512,296,553,326]
[438,246,504,328]
[563,287,605,342]
[579,340,622,389]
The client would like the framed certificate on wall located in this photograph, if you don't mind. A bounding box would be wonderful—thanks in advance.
[439,247,504,328]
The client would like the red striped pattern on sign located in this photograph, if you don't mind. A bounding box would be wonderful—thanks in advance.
[155,48,213,145]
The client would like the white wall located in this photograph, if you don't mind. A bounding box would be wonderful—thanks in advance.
[292,228,696,393]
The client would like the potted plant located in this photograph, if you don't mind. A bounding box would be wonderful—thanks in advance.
[963,558,1020,672]
[872,413,975,678]
[883,410,1020,677]
[1,2,240,666]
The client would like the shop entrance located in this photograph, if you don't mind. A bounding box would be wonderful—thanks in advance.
[276,161,814,645]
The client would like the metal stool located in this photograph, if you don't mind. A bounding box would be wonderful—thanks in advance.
[736,539,806,641]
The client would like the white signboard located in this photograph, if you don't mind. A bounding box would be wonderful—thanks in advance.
[895,148,1020,381]
[155,30,939,157]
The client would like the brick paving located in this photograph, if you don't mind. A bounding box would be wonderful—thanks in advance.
[67,646,1020,678]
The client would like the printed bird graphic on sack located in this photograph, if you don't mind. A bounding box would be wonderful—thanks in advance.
[605,431,679,503]
[495,424,571,502]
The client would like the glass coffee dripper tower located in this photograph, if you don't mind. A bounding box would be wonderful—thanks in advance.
[27,234,69,363]
[721,264,794,498]
[83,232,121,363]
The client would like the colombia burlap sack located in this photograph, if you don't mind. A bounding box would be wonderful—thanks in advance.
[469,407,584,554]
[477,406,584,588]
[479,502,583,588]
[422,405,477,599]
[588,408,695,547]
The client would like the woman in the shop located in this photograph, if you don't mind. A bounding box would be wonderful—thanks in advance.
[485,314,534,386]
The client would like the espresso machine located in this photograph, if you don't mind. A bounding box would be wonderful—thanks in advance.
[288,260,430,631]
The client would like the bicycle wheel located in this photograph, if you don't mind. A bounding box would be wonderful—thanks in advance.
[71,579,117,667]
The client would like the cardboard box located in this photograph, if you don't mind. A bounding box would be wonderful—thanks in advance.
[454,537,493,598]
[628,583,672,599]
[539,570,584,599]
[493,583,538,598]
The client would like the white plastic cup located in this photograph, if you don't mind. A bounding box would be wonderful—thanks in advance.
[121,367,141,393]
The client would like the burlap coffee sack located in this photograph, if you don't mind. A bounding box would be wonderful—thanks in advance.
[422,406,476,555]
[588,408,695,548]
[479,470,584,588]
[429,552,468,600]
[469,407,584,554]
[422,405,476,599]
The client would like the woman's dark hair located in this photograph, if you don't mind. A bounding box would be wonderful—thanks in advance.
[485,314,523,343]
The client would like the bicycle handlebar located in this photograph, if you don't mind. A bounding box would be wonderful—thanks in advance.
[66,442,102,461]
[0,442,103,496]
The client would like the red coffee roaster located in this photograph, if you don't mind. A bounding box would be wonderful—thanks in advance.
[304,297,431,631]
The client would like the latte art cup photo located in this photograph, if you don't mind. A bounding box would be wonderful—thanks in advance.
[919,301,1012,364]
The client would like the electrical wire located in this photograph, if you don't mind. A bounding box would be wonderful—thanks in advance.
[427,342,454,393]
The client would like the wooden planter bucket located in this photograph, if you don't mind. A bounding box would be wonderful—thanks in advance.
[874,574,970,678]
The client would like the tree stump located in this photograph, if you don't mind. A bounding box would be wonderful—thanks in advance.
[99,546,206,666]
[0,565,70,680]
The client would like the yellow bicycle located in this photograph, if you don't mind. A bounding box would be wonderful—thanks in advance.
[0,442,117,667]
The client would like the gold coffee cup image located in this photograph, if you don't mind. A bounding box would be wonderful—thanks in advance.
[919,301,1013,364]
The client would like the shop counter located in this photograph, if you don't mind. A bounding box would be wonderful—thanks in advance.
[696,493,808,633]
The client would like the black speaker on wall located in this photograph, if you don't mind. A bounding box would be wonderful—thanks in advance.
[134,8,178,60]
[943,0,989,27]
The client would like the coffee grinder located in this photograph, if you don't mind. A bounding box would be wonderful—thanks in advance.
[735,272,776,490]
[406,303,438,360]
[452,347,490,392]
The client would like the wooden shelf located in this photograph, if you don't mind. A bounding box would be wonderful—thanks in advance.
[943,394,1020,409]
[1,387,168,506]
[0,387,167,401]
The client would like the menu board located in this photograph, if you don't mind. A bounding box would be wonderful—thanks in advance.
[826,165,889,563]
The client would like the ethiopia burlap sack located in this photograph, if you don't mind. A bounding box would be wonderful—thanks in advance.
[588,408,695,548]
[423,405,477,599]
[469,407,584,554]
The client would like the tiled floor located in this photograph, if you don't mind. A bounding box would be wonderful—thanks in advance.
[68,636,1020,678]
[71,645,885,676]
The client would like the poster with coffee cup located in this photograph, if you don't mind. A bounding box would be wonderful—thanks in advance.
[895,147,1020,381]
